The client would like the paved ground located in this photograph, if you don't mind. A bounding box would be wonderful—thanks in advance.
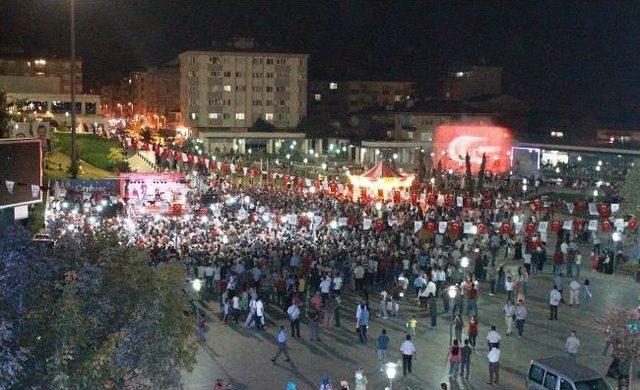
[180,258,639,390]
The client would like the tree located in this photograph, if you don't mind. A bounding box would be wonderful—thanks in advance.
[250,118,276,132]
[477,153,487,190]
[0,226,197,388]
[0,90,8,138]
[621,159,640,216]
[464,152,474,193]
[141,126,153,143]
[597,307,640,363]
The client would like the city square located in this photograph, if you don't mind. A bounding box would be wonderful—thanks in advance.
[1,2,640,390]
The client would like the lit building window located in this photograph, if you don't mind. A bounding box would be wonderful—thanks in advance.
[190,112,197,120]
[265,113,274,120]
[456,72,465,77]
[329,82,338,90]
[208,113,220,119]
[394,95,402,102]
[235,113,245,120]
[314,94,321,101]
[550,131,564,138]
[224,85,232,92]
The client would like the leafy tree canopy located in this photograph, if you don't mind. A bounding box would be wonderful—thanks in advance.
[0,226,197,388]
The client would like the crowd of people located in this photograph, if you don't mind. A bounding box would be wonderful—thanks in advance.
[43,165,629,389]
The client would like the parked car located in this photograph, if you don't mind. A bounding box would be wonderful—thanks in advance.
[527,357,612,390]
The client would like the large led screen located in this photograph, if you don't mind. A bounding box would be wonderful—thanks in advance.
[433,123,513,173]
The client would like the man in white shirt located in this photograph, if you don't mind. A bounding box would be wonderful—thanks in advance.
[255,298,265,330]
[549,285,561,320]
[203,263,214,292]
[487,346,501,385]
[486,325,502,348]
[400,334,416,376]
[287,302,301,338]
[569,279,581,306]
[332,274,343,296]
[319,276,331,306]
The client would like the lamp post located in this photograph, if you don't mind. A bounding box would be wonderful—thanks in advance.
[448,285,457,345]
[69,0,78,178]
[385,362,397,390]
[191,278,202,335]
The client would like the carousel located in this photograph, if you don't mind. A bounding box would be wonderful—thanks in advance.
[348,160,415,201]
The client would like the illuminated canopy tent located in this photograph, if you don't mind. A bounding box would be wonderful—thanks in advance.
[348,160,415,201]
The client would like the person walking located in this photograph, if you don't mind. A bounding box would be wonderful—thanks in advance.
[486,325,501,349]
[448,339,462,379]
[376,329,390,372]
[569,279,581,306]
[287,302,301,338]
[354,368,367,390]
[565,331,580,360]
[357,304,369,344]
[400,334,416,376]
[554,273,565,303]
[460,339,473,381]
[582,278,592,304]
[378,289,388,318]
[468,315,479,348]
[454,314,464,342]
[307,309,321,342]
[197,313,206,342]
[487,345,501,385]
[255,297,265,330]
[503,300,516,336]
[549,285,561,320]
[271,326,291,363]
[427,292,438,327]
[504,276,515,303]
[515,299,527,337]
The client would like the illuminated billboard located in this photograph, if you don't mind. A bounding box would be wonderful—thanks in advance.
[433,123,513,173]
[0,138,43,209]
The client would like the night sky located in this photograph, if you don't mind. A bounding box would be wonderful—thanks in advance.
[1,1,639,123]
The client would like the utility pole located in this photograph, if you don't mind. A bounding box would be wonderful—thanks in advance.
[69,0,78,178]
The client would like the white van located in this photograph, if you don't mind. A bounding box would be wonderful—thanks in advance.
[527,357,612,390]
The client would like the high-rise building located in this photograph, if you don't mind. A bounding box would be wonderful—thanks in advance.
[0,57,82,93]
[178,50,308,131]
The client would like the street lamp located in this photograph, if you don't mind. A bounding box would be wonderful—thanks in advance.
[448,286,458,345]
[191,279,202,336]
[385,362,397,390]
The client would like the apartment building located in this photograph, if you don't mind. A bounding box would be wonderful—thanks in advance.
[0,57,82,93]
[179,50,308,131]
[309,80,412,114]
[131,64,180,118]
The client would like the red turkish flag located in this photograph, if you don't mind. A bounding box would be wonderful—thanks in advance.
[426,221,436,232]
[483,199,492,209]
[525,222,535,235]
[450,221,461,236]
[427,194,436,206]
[602,220,612,232]
[575,201,587,211]
[573,219,583,232]
[375,220,384,233]
[477,223,486,234]
[599,204,609,218]
[393,191,401,203]
[532,199,542,211]
[444,194,455,208]
[550,220,561,233]
[629,219,638,230]
[501,222,511,235]
[411,194,418,204]
[464,197,473,208]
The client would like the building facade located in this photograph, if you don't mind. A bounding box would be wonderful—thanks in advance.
[0,57,82,93]
[309,80,413,114]
[439,66,502,101]
[179,50,308,131]
[131,64,180,121]
[6,92,103,132]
